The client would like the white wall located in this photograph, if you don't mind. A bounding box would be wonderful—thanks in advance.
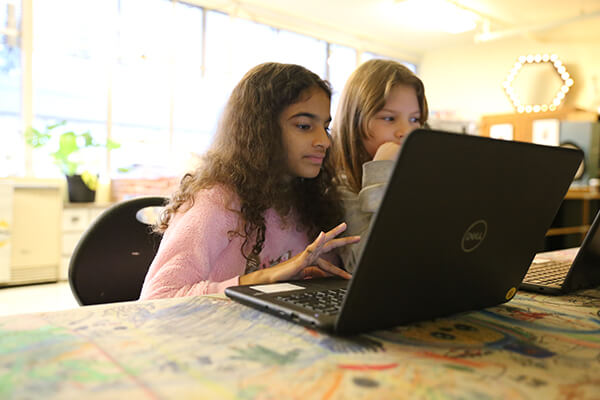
[420,37,600,123]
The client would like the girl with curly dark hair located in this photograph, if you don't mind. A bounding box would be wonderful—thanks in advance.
[140,63,359,299]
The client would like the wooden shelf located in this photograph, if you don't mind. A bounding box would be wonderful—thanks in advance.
[563,186,600,200]
[545,186,599,240]
[480,108,598,143]
[546,225,590,236]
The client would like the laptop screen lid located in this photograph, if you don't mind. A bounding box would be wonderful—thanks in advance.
[521,208,600,294]
[520,208,600,295]
[225,129,583,335]
[564,210,600,291]
[334,129,583,334]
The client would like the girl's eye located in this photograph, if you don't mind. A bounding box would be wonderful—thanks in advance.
[410,117,420,123]
[383,116,394,122]
[296,124,311,131]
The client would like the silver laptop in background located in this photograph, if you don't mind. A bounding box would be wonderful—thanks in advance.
[521,210,600,294]
[226,129,583,335]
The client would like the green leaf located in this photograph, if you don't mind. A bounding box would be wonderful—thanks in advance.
[81,131,95,147]
[56,132,78,156]
[51,132,79,174]
[106,138,120,150]
[24,126,51,148]
[46,120,67,130]
[24,120,124,175]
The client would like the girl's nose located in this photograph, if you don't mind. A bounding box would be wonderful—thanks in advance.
[314,128,331,149]
[395,121,413,137]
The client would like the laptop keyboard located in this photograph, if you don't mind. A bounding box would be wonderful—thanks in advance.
[523,258,571,286]
[275,288,347,315]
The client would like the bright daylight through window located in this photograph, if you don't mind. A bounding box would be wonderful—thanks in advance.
[1,0,416,181]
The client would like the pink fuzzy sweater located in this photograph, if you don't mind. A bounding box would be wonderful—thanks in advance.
[139,185,312,299]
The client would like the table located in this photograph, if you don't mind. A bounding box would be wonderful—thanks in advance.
[2,288,600,399]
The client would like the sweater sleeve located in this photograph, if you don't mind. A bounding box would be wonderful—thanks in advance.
[139,188,242,299]
[338,160,394,273]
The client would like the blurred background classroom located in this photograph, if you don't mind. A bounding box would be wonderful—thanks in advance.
[1,0,600,313]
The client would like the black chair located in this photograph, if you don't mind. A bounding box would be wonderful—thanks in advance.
[68,196,167,305]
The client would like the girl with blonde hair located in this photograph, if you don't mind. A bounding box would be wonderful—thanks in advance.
[331,59,429,272]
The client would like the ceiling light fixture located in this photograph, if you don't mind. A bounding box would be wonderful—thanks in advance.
[503,54,574,114]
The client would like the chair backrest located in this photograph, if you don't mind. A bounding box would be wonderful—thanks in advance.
[69,196,167,305]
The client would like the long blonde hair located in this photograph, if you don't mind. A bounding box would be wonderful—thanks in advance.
[157,63,343,261]
[331,59,429,193]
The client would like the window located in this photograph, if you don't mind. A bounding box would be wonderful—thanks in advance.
[0,115,22,176]
[361,51,417,73]
[202,11,278,147]
[273,30,327,79]
[32,0,114,177]
[2,1,419,181]
[0,0,22,176]
[111,0,172,176]
[171,2,208,173]
[327,44,357,117]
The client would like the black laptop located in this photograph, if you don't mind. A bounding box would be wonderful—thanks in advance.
[225,129,583,334]
[521,210,600,294]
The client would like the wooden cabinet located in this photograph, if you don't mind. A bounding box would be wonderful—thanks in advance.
[480,108,598,143]
[0,182,61,285]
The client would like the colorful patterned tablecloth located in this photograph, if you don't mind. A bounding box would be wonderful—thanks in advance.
[1,288,600,399]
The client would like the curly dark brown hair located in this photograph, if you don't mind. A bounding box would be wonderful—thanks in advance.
[156,62,343,261]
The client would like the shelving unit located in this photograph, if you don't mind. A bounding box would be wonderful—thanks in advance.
[546,186,600,238]
[480,108,598,143]
[0,182,62,286]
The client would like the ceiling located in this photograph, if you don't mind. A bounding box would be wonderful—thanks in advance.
[210,0,600,60]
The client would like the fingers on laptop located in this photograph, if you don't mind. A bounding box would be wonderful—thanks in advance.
[299,266,329,279]
[316,257,352,279]
[294,260,350,280]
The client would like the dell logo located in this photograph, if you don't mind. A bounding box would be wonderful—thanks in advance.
[461,220,487,253]
[464,232,484,241]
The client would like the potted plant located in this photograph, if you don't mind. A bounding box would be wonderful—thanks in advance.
[25,121,120,202]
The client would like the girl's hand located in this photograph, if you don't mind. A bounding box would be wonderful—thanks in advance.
[239,223,360,285]
[373,141,401,161]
